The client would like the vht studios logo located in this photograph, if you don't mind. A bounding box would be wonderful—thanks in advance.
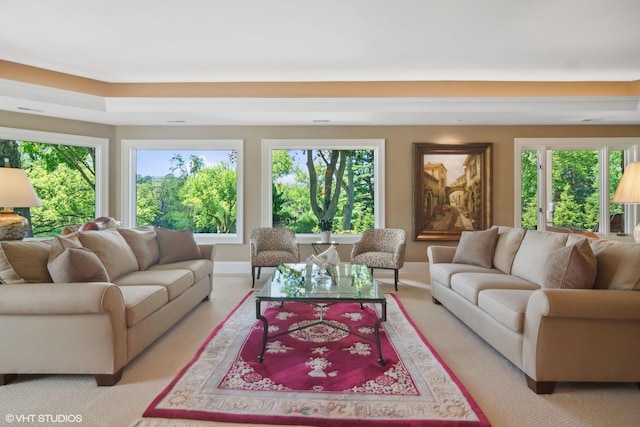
[5,414,83,423]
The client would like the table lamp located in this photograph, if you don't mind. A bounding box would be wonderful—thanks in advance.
[612,161,640,242]
[0,161,42,240]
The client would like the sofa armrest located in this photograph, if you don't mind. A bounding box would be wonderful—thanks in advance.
[198,243,217,263]
[0,283,124,315]
[427,245,457,264]
[523,288,640,384]
[527,289,640,320]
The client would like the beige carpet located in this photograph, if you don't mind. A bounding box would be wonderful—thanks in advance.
[1,269,639,427]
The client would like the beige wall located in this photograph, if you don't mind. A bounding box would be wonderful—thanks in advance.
[3,111,640,262]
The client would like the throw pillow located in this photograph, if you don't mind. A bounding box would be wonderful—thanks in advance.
[0,240,54,284]
[47,236,109,283]
[117,227,160,270]
[542,239,597,289]
[77,228,139,280]
[492,226,526,274]
[155,227,202,264]
[452,227,499,268]
[589,239,640,290]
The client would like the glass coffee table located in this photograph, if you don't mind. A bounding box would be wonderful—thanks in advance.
[255,263,387,365]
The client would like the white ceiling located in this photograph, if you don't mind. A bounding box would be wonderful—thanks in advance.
[1,0,639,126]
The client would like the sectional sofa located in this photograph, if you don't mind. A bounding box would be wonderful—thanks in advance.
[428,226,640,394]
[0,227,215,386]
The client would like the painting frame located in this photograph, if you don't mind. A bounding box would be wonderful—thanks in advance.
[413,142,493,241]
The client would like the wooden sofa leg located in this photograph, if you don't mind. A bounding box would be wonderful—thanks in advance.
[394,269,399,291]
[432,296,441,305]
[95,369,123,386]
[0,374,18,385]
[251,267,256,288]
[525,375,555,394]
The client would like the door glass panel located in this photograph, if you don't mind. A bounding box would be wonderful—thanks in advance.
[520,150,538,229]
[609,150,625,233]
[549,150,598,231]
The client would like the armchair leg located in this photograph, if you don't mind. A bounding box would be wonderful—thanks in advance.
[257,267,262,279]
[252,267,256,288]
[394,269,399,291]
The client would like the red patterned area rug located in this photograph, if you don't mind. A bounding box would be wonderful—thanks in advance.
[139,292,489,427]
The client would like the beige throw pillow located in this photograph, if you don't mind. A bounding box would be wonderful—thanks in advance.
[452,227,499,268]
[47,236,109,283]
[543,239,597,289]
[589,239,640,290]
[492,227,526,274]
[117,227,160,270]
[0,240,53,284]
[155,227,202,264]
[78,228,139,280]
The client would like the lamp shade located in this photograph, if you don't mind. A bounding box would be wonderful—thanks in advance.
[612,162,640,243]
[0,168,42,208]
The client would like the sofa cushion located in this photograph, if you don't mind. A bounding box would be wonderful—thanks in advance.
[117,227,160,270]
[155,227,202,265]
[589,239,640,290]
[542,239,597,289]
[452,227,499,268]
[118,285,168,327]
[114,269,193,301]
[78,229,139,280]
[148,259,212,285]
[493,226,526,274]
[47,236,109,283]
[478,289,535,333]
[451,272,539,305]
[0,240,53,284]
[430,263,502,288]
[511,230,568,286]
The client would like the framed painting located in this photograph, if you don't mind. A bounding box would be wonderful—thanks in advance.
[413,142,493,241]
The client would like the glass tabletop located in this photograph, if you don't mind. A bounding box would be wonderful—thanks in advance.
[257,263,383,301]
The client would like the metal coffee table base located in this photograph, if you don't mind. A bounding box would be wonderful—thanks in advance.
[256,299,387,365]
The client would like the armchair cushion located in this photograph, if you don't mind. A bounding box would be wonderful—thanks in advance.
[350,228,406,269]
[250,227,300,267]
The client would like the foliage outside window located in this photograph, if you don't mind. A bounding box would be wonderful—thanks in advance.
[0,128,107,237]
[263,139,385,240]
[516,138,640,235]
[521,150,623,230]
[122,140,243,244]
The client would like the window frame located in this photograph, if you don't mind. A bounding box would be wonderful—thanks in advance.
[0,126,109,220]
[121,139,244,244]
[514,137,640,236]
[261,139,385,244]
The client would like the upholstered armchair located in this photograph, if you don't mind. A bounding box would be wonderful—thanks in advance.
[350,228,407,291]
[250,227,300,287]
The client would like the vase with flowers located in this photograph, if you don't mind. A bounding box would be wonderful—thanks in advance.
[318,219,333,243]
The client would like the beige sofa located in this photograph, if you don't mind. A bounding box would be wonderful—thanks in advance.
[0,227,215,386]
[428,226,640,394]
